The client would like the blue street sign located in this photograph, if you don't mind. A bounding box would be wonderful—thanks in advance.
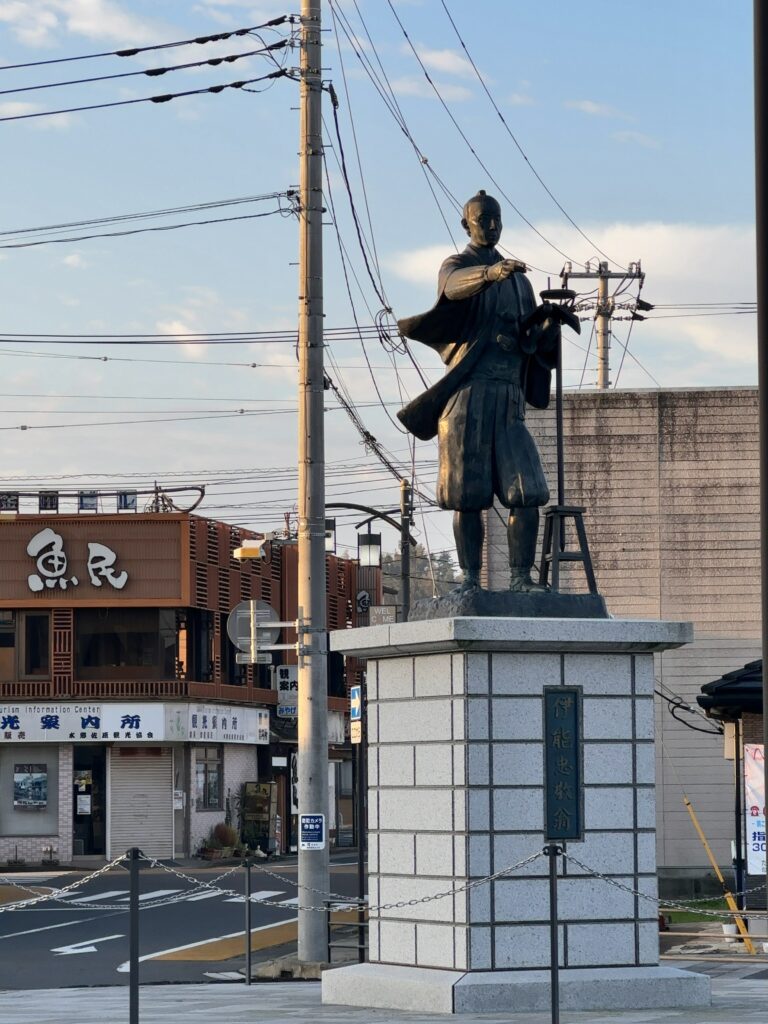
[543,686,584,842]
[350,685,362,722]
[299,813,326,851]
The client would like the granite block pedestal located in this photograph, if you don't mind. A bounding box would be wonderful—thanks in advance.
[322,617,710,1015]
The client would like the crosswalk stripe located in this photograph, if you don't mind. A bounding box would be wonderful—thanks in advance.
[277,897,299,906]
[184,890,223,902]
[64,890,128,904]
[223,890,284,904]
[115,889,181,902]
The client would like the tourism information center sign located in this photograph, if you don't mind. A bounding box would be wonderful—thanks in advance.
[0,703,164,742]
[744,743,766,875]
[0,702,269,745]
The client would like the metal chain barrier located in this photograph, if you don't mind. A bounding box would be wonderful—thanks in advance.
[562,851,768,922]
[368,850,546,914]
[0,854,128,913]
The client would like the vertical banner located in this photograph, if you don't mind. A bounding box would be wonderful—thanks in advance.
[744,744,766,875]
[543,686,584,842]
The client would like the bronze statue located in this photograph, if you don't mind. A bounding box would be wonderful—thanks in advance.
[397,191,579,593]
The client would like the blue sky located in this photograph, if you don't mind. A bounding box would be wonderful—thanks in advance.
[0,0,758,557]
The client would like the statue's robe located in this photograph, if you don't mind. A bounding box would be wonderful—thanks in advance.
[397,244,557,511]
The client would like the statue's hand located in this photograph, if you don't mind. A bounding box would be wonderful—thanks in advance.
[486,259,527,282]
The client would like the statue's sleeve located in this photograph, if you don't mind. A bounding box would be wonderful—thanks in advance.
[442,263,492,301]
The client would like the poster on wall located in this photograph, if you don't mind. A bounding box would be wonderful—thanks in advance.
[744,744,766,876]
[74,769,93,817]
[13,763,48,808]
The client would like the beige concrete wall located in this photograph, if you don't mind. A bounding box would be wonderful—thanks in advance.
[485,387,759,875]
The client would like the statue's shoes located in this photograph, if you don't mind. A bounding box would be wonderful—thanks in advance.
[509,572,550,593]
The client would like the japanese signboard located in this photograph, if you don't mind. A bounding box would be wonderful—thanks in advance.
[350,684,362,745]
[0,702,269,745]
[183,705,269,745]
[275,665,298,712]
[543,686,584,842]
[299,813,326,850]
[744,743,766,876]
[0,703,164,742]
[0,516,186,606]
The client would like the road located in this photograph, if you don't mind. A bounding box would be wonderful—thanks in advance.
[0,859,361,989]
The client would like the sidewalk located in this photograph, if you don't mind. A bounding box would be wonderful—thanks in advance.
[3,964,767,1024]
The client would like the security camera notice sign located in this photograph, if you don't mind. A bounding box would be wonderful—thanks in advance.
[299,813,326,851]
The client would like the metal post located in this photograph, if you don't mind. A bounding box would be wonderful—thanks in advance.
[734,720,744,908]
[244,857,252,985]
[596,264,610,390]
[356,712,366,962]
[297,0,329,964]
[400,479,412,622]
[754,0,768,917]
[555,335,565,509]
[544,844,562,1024]
[128,847,140,1024]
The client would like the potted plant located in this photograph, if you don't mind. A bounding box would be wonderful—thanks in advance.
[212,822,239,858]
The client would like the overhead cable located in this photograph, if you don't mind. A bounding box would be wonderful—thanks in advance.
[0,18,291,72]
[0,70,292,124]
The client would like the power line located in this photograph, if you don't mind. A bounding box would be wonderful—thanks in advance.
[0,19,291,72]
[437,1,620,268]
[0,43,289,97]
[0,206,293,250]
[385,0,572,270]
[0,70,292,124]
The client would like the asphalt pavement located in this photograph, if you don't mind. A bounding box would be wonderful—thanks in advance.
[0,858,361,989]
[2,965,768,1024]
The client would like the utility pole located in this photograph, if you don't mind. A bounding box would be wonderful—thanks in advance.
[297,0,328,963]
[753,0,768,912]
[400,479,413,622]
[562,261,645,389]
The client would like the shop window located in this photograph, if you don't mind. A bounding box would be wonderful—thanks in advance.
[75,608,175,680]
[22,613,50,678]
[0,614,15,684]
[195,746,222,810]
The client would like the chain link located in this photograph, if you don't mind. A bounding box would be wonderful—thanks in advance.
[0,854,127,913]
[562,852,768,922]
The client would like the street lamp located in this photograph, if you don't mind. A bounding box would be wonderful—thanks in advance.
[325,518,337,554]
[357,532,382,568]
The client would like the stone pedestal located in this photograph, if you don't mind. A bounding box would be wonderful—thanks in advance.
[322,617,710,1014]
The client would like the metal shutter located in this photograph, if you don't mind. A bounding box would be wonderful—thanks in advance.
[108,748,174,859]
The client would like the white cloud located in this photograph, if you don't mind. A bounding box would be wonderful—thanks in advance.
[385,221,758,389]
[612,129,661,149]
[507,92,534,107]
[62,253,87,268]
[0,100,75,129]
[565,99,629,119]
[0,1,169,48]
[389,76,472,102]
[409,43,475,79]
[156,318,207,360]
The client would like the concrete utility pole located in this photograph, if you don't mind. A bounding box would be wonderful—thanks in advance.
[563,261,645,389]
[297,0,329,963]
[753,0,768,910]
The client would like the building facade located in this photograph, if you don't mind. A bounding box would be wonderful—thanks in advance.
[0,512,369,864]
[485,387,759,887]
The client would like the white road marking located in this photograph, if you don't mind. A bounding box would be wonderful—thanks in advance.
[52,933,123,956]
[65,890,128,904]
[0,918,109,941]
[223,890,284,904]
[114,889,181,902]
[115,917,298,972]
[184,890,222,903]
[277,897,299,906]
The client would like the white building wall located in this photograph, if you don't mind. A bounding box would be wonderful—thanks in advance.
[485,387,759,877]
[189,744,259,854]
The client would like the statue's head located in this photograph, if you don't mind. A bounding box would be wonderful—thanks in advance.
[461,190,502,247]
